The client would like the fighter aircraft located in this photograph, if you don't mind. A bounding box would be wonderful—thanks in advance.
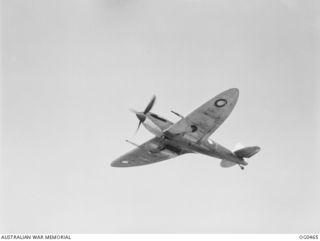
[111,88,260,169]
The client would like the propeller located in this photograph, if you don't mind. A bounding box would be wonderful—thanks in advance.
[130,95,156,133]
[143,95,156,114]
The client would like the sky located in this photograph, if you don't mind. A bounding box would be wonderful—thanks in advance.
[1,0,320,233]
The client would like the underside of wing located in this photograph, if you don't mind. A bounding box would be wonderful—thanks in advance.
[111,137,184,167]
[165,88,239,142]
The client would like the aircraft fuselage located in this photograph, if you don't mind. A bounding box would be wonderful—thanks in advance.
[142,112,247,166]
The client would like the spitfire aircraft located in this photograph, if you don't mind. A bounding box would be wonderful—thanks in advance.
[111,88,260,169]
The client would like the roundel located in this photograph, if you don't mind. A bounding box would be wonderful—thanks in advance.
[214,98,227,107]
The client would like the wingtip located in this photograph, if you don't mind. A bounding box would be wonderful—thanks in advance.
[110,159,119,167]
[222,88,239,95]
[220,88,239,100]
[230,88,239,94]
[110,161,120,167]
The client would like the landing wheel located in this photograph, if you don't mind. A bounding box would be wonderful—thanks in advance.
[240,165,244,170]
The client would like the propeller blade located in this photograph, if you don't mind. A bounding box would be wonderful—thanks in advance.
[130,108,138,114]
[136,121,142,133]
[143,95,156,114]
[130,109,145,134]
[131,95,156,134]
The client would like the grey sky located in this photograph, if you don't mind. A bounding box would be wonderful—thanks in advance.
[1,0,320,233]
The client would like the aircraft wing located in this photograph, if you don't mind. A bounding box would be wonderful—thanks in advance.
[165,88,239,142]
[111,137,182,167]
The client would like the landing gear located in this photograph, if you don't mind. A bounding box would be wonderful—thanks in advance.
[239,165,245,170]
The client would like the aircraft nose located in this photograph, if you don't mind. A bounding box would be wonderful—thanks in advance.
[136,112,146,123]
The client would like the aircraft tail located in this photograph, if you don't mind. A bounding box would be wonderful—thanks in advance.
[220,144,261,168]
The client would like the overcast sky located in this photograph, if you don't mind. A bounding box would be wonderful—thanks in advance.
[1,0,320,233]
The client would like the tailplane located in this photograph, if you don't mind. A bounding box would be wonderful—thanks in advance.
[234,146,261,159]
[220,144,261,169]
[220,160,237,168]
